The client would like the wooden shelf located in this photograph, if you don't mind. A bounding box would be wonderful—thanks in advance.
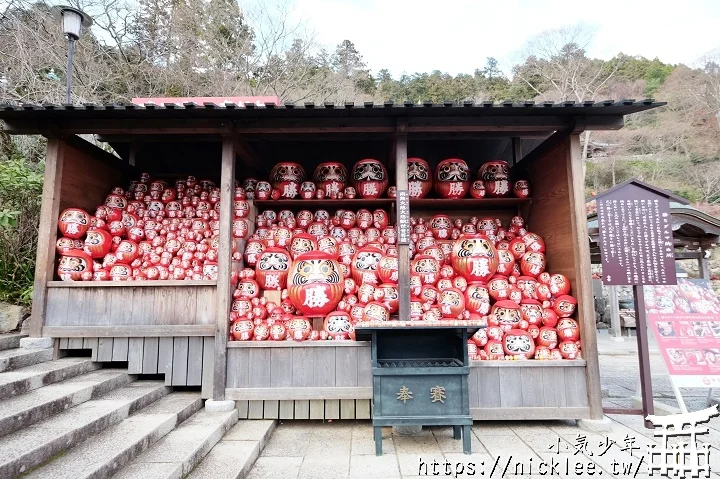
[470,359,586,367]
[228,340,370,348]
[409,198,531,210]
[47,280,217,288]
[253,198,394,210]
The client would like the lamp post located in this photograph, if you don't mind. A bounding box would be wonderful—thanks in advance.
[52,6,92,104]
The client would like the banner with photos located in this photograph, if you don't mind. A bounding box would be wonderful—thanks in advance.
[644,279,720,387]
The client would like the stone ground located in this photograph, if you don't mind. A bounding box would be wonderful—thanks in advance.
[247,331,720,478]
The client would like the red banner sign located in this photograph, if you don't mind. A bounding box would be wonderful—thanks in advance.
[645,280,720,387]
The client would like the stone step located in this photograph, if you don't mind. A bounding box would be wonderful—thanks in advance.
[0,381,170,478]
[0,347,52,373]
[113,408,238,479]
[187,420,276,479]
[0,357,101,400]
[0,368,132,437]
[23,392,203,479]
[0,334,26,352]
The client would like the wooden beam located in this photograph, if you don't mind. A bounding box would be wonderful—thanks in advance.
[567,133,604,420]
[225,387,372,401]
[510,127,574,173]
[471,407,591,421]
[213,137,236,400]
[47,280,216,287]
[42,325,215,337]
[4,115,624,136]
[674,251,703,260]
[30,139,65,337]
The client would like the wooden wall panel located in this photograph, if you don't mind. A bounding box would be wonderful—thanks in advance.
[44,285,216,327]
[58,335,212,392]
[470,363,589,419]
[59,140,125,213]
[524,138,576,286]
[226,344,373,395]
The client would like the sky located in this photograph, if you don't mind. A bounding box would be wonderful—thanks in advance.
[287,0,720,77]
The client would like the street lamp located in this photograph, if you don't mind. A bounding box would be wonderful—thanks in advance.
[51,6,92,104]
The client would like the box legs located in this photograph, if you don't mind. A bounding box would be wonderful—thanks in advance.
[374,426,383,456]
[463,425,471,454]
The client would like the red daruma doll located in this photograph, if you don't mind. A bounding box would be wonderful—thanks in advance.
[287,251,344,317]
[451,234,499,283]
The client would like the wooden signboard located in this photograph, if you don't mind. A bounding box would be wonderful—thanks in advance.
[596,182,676,285]
[595,179,688,425]
[396,189,410,245]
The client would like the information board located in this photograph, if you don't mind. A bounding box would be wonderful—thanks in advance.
[645,279,720,387]
[596,182,676,285]
[396,189,410,244]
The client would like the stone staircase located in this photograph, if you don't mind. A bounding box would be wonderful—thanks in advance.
[0,333,275,479]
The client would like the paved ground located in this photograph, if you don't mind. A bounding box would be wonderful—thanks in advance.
[247,331,720,478]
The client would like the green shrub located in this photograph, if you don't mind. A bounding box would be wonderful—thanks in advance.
[0,154,44,306]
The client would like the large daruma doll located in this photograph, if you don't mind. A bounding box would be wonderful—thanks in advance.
[270,162,305,199]
[434,158,469,199]
[407,158,433,198]
[287,251,344,316]
[352,158,388,199]
[451,234,499,283]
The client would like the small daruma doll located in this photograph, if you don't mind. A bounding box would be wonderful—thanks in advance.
[407,158,433,198]
[503,329,535,359]
[478,160,510,197]
[434,158,469,199]
[323,311,353,340]
[255,247,292,291]
[513,179,531,198]
[287,251,344,317]
[314,162,348,197]
[557,318,580,342]
[451,234,499,283]
[438,288,465,319]
[554,294,578,318]
[57,250,93,281]
[83,229,113,259]
[58,208,90,239]
[351,246,384,286]
[491,300,523,332]
[352,158,388,199]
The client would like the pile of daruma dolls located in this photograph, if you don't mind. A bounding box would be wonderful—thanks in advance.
[233,157,528,201]
[408,215,581,360]
[55,173,222,282]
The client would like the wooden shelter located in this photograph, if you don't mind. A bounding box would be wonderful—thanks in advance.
[0,98,664,422]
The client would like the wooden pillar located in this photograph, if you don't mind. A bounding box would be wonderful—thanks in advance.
[30,139,65,338]
[395,125,410,321]
[608,285,622,339]
[699,249,710,281]
[566,134,604,420]
[213,137,236,400]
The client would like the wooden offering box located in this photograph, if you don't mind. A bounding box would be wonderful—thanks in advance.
[0,100,663,415]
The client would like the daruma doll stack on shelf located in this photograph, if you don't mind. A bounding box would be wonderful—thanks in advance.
[237,159,393,201]
[409,214,581,361]
[408,158,530,199]
[56,173,222,282]
[229,205,398,342]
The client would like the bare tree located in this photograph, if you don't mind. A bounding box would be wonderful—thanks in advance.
[512,24,623,164]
